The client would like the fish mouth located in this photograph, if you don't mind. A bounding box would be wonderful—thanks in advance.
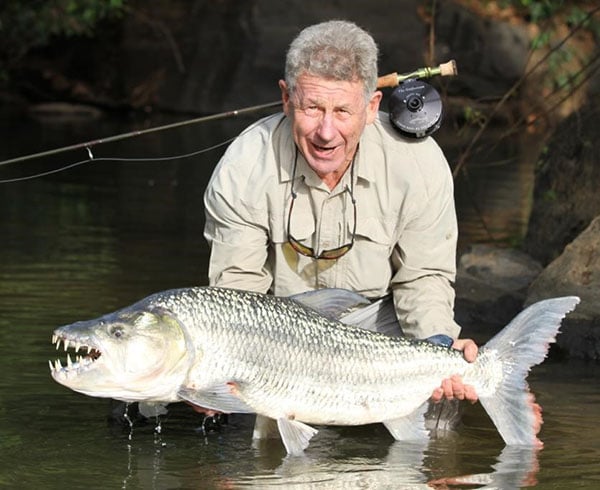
[49,333,102,380]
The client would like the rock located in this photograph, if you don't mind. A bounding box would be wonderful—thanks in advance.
[28,102,103,123]
[433,1,530,98]
[454,239,599,359]
[454,244,542,342]
[526,215,600,359]
[523,104,600,266]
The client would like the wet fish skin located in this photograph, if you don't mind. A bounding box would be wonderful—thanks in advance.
[50,286,579,455]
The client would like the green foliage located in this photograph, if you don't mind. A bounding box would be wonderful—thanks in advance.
[495,1,599,96]
[462,105,487,128]
[0,0,126,79]
[542,189,558,201]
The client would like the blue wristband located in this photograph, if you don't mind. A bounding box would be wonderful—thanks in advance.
[426,334,454,348]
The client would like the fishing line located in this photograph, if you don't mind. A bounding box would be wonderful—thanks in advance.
[0,100,283,168]
[0,139,231,184]
[0,119,270,184]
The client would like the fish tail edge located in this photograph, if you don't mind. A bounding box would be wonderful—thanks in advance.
[478,296,580,446]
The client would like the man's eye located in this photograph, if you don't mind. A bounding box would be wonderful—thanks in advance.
[303,106,320,116]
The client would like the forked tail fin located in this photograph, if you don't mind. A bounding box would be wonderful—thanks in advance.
[478,296,580,446]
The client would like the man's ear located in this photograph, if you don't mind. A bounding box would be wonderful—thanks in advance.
[279,80,291,116]
[366,90,383,124]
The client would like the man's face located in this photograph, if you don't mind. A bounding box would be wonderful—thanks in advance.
[280,74,382,182]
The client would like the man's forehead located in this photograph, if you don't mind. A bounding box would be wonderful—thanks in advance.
[293,74,365,103]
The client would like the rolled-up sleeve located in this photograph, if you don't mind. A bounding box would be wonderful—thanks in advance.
[204,188,272,292]
[203,129,275,293]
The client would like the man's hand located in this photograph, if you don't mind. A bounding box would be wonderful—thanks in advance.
[431,338,479,403]
[185,401,220,417]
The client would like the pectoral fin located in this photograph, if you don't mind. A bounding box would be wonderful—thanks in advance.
[138,402,169,418]
[178,382,255,414]
[277,418,318,456]
[383,402,429,441]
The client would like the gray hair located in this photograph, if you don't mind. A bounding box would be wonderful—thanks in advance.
[284,20,379,100]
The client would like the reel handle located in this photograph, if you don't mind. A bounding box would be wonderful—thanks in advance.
[377,60,457,88]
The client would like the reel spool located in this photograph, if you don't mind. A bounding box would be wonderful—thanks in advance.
[388,79,443,139]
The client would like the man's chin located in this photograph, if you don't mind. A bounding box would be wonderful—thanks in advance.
[305,154,345,173]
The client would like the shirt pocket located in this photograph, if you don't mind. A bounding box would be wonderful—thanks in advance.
[355,216,393,250]
[345,216,395,296]
[269,209,316,245]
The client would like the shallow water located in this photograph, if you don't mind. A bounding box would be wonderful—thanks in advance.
[1,113,599,489]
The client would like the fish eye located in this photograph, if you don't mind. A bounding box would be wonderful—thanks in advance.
[109,325,125,338]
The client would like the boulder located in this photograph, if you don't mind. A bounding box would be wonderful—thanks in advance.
[433,1,530,98]
[526,215,600,359]
[455,238,600,359]
[454,244,542,342]
[523,103,600,265]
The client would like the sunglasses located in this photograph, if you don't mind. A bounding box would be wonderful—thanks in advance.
[286,150,357,260]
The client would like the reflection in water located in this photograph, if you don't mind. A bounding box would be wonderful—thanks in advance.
[112,415,542,489]
[257,441,540,489]
[430,445,540,489]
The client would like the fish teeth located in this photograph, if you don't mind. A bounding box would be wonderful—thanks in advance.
[67,354,73,368]
[63,339,70,352]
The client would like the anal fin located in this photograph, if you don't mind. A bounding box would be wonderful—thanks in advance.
[277,418,318,456]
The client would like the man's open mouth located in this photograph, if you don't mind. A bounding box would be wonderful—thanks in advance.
[49,334,102,378]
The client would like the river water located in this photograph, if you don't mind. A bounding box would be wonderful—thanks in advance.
[1,111,599,489]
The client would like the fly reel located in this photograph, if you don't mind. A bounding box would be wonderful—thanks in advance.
[377,60,456,139]
[388,79,443,138]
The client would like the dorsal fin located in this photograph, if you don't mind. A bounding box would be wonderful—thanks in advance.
[340,294,402,336]
[290,288,370,320]
[291,289,402,336]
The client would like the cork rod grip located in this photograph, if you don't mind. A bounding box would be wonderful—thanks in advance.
[376,60,457,89]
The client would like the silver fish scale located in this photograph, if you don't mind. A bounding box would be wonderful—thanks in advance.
[143,287,471,424]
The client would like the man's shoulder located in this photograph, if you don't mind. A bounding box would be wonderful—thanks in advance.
[226,113,287,152]
[368,113,444,152]
[365,114,448,171]
[215,113,289,173]
[206,113,290,200]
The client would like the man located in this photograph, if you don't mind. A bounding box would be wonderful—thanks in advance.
[203,20,477,432]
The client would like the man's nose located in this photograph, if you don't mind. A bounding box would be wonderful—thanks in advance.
[316,111,337,140]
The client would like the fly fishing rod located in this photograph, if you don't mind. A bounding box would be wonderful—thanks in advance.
[0,101,282,167]
[377,59,457,88]
[0,60,457,167]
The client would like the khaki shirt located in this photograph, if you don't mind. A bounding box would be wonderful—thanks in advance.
[204,112,460,339]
